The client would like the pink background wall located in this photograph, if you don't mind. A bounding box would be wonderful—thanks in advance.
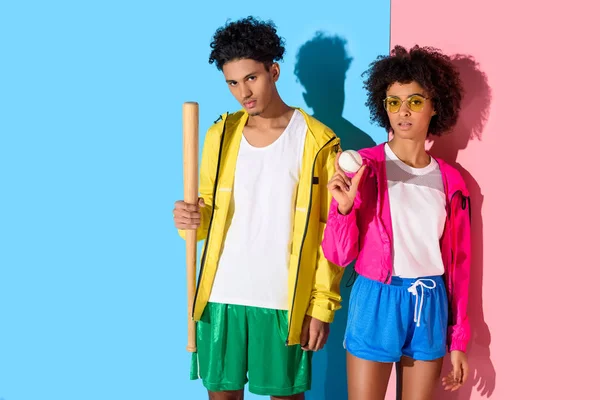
[387,1,600,398]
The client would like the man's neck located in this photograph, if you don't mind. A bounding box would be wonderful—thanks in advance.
[246,95,294,130]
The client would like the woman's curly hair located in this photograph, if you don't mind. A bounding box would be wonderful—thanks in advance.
[363,45,463,136]
[209,16,285,71]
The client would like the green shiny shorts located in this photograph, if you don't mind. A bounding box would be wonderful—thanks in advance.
[190,302,312,396]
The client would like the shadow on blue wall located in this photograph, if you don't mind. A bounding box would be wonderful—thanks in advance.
[294,32,376,400]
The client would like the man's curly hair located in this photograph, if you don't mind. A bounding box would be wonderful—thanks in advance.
[209,16,285,71]
[363,45,463,136]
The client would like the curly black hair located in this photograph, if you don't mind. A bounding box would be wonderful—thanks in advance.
[208,16,286,71]
[363,45,463,136]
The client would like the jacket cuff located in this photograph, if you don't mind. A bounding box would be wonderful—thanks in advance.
[306,303,335,324]
[448,337,468,352]
[328,203,357,223]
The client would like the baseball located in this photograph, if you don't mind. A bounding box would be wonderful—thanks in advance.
[338,150,363,173]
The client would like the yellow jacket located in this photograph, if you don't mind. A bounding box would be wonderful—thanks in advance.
[179,108,343,345]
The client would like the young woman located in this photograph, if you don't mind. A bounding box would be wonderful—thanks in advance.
[322,45,471,400]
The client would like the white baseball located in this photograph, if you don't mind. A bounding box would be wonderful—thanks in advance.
[338,150,363,173]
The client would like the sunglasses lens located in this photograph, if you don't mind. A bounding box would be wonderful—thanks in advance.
[407,96,425,112]
[385,98,401,113]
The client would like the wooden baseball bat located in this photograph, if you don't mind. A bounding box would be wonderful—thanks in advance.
[183,102,199,353]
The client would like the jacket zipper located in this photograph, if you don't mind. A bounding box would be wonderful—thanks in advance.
[446,190,470,326]
[191,115,228,318]
[286,136,338,345]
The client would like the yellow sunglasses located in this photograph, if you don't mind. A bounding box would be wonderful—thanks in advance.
[383,94,429,113]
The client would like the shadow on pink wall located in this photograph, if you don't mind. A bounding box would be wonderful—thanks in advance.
[394,54,496,399]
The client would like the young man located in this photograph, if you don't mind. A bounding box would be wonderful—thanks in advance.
[173,17,343,400]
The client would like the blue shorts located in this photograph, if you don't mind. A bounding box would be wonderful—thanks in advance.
[344,274,448,362]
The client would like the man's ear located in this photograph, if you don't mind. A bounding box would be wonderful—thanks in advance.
[271,62,280,82]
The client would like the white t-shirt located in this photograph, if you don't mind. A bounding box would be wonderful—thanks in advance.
[209,110,307,309]
[385,143,446,278]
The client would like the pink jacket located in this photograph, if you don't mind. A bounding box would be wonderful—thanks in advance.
[322,144,471,352]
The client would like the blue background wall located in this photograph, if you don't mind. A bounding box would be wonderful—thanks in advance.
[0,1,389,399]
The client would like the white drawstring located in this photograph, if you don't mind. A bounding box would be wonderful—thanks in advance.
[407,279,437,327]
